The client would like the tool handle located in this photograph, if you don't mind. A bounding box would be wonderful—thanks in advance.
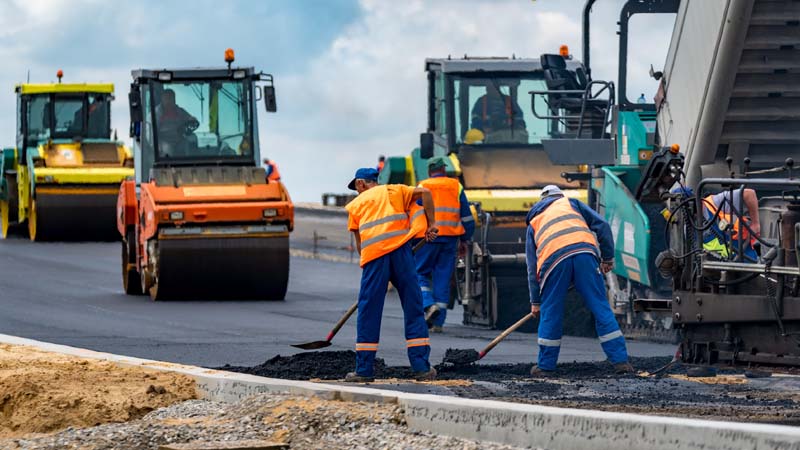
[325,300,359,342]
[478,313,534,359]
[412,239,426,253]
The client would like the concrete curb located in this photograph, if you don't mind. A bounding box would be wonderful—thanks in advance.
[2,334,800,450]
[289,248,356,265]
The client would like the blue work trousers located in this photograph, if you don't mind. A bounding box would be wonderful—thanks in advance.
[415,239,458,326]
[356,242,431,376]
[537,253,628,370]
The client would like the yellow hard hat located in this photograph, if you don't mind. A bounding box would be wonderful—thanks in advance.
[464,128,485,144]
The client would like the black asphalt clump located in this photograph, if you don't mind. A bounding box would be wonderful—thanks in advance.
[220,351,674,382]
[219,351,414,380]
[442,348,480,366]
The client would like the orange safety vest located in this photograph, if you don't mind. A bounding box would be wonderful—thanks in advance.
[267,161,281,181]
[529,197,598,276]
[414,177,465,238]
[702,195,752,242]
[346,185,426,267]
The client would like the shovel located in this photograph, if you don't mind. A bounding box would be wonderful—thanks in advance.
[291,239,428,350]
[443,313,534,365]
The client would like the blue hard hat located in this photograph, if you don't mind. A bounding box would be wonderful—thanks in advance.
[348,167,379,190]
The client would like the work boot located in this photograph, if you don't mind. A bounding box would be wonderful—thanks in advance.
[613,362,635,374]
[424,305,441,328]
[344,372,375,383]
[530,365,556,377]
[413,367,437,381]
[430,325,444,334]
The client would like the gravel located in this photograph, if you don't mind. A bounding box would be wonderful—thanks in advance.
[1,393,536,450]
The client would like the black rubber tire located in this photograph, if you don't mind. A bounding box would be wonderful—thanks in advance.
[122,230,143,295]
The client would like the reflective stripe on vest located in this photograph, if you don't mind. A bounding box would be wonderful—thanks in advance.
[529,197,598,276]
[345,185,421,267]
[415,177,465,237]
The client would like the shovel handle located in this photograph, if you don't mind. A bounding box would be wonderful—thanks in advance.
[478,313,534,359]
[325,300,359,342]
[323,241,424,343]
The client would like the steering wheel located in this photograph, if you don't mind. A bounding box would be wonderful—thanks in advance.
[182,119,200,136]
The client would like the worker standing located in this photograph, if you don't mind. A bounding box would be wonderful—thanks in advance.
[414,157,475,332]
[526,185,633,375]
[344,167,439,382]
[263,158,281,182]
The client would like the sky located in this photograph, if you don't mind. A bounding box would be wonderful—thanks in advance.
[0,0,676,202]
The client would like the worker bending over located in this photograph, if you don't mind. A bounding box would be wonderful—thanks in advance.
[414,157,475,332]
[344,168,439,382]
[702,187,760,261]
[526,185,632,375]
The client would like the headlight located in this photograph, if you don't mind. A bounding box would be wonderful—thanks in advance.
[263,209,278,218]
[169,211,184,221]
[232,69,246,79]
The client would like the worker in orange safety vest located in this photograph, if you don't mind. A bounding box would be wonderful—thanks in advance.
[343,167,439,382]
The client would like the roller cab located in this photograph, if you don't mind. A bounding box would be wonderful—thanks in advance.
[381,57,593,331]
[0,78,134,240]
[120,55,293,300]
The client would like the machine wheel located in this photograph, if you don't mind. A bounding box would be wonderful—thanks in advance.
[0,200,9,239]
[122,230,143,295]
[28,200,40,241]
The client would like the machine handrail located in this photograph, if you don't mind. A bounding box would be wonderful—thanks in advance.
[529,80,615,139]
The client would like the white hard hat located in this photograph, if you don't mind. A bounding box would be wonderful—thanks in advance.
[541,185,564,198]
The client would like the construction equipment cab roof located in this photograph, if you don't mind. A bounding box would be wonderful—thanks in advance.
[424,57,583,73]
[131,67,257,80]
[15,83,115,95]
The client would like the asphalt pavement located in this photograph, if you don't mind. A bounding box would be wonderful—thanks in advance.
[0,210,674,368]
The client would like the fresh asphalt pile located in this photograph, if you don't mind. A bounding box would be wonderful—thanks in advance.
[222,350,800,425]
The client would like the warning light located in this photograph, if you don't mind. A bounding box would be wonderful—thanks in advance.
[559,45,569,57]
[224,48,235,64]
[670,143,680,154]
[56,70,63,83]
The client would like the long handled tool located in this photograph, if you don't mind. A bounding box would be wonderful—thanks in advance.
[291,239,427,350]
[648,345,682,377]
[443,313,534,365]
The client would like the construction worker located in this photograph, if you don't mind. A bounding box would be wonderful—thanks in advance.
[156,89,199,156]
[263,158,281,182]
[377,155,386,172]
[470,82,527,143]
[677,187,760,261]
[414,156,475,332]
[526,185,633,375]
[344,167,439,382]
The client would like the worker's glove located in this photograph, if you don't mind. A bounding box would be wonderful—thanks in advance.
[425,226,439,242]
[530,304,541,318]
[600,260,614,274]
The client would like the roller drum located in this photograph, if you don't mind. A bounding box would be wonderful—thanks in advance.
[151,235,290,300]
[31,186,119,241]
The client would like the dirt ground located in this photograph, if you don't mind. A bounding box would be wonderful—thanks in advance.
[0,344,196,437]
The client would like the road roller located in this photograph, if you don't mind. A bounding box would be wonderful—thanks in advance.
[0,72,134,241]
[118,50,294,300]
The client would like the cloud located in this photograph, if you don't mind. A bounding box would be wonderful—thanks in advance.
[0,0,674,202]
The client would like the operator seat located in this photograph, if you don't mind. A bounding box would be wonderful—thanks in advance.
[540,53,609,139]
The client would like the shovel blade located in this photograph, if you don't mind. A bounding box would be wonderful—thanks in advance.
[442,348,480,366]
[290,340,332,350]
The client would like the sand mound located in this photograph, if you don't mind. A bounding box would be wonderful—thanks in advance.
[0,343,196,437]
